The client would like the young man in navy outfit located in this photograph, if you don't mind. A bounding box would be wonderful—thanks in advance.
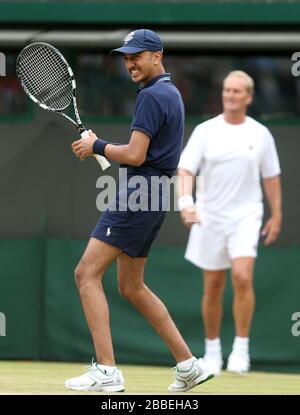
[65,29,213,392]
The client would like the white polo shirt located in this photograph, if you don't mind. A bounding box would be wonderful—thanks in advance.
[178,114,281,222]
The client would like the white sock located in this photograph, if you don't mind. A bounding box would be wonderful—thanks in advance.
[205,338,222,355]
[232,336,249,354]
[97,363,117,375]
[177,356,197,371]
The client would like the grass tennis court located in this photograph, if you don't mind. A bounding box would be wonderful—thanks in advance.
[0,361,299,395]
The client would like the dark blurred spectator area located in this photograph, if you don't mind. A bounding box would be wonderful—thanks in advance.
[1,52,299,121]
[0,53,27,116]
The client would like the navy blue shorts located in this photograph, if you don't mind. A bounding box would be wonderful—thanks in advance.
[91,166,168,258]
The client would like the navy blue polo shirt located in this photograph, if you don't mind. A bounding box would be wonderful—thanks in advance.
[130,73,184,177]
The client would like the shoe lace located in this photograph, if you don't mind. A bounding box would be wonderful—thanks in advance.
[84,358,98,373]
[171,365,180,376]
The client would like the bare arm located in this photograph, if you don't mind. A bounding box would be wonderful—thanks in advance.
[71,129,150,167]
[104,130,150,166]
[261,175,282,245]
[177,168,200,228]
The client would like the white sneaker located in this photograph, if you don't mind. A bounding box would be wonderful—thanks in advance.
[168,358,214,392]
[226,351,250,374]
[203,353,223,375]
[65,361,125,392]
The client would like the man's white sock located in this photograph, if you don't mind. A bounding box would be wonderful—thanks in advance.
[177,356,197,371]
[205,338,222,355]
[232,336,249,354]
[97,363,117,375]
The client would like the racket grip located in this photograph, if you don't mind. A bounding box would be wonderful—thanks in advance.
[80,130,111,171]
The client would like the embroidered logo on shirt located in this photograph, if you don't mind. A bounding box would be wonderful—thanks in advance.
[106,227,111,237]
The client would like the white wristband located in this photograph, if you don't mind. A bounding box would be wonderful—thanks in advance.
[178,195,194,211]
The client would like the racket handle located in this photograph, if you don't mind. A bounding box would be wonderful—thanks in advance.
[80,130,111,171]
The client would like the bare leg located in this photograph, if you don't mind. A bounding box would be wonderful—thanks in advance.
[231,257,255,337]
[117,253,193,363]
[202,270,226,339]
[75,237,122,365]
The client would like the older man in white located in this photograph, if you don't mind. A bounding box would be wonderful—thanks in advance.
[177,71,282,375]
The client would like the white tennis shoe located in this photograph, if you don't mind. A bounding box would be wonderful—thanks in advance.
[226,351,250,374]
[65,361,125,392]
[203,352,223,375]
[168,357,214,392]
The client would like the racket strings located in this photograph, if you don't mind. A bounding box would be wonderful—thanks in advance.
[19,45,72,109]
[19,44,71,104]
[17,43,73,110]
[21,47,66,98]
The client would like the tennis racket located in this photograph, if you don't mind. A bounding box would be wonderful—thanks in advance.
[16,42,111,171]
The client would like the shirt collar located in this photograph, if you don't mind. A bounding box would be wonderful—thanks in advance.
[138,73,171,93]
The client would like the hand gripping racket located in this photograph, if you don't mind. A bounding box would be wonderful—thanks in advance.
[16,42,111,171]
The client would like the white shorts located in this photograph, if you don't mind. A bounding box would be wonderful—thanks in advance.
[185,210,263,270]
